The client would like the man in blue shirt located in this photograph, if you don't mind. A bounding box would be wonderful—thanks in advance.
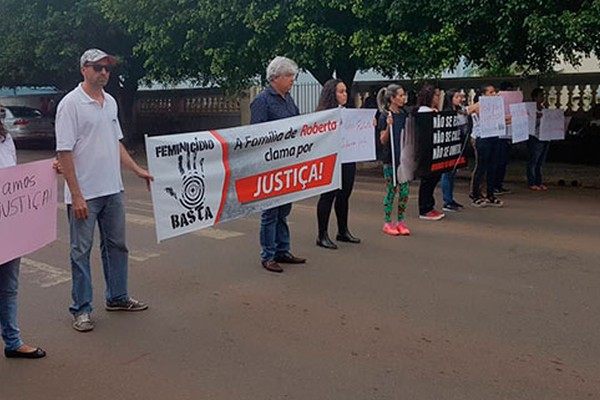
[250,56,306,273]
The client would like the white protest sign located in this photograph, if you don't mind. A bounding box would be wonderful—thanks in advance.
[479,96,506,138]
[146,109,342,242]
[509,103,532,144]
[340,108,376,163]
[539,109,565,141]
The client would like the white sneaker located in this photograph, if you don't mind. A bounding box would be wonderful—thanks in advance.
[72,313,95,332]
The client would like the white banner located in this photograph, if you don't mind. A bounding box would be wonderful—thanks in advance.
[540,109,565,141]
[340,108,377,163]
[146,109,342,242]
[509,102,534,144]
[479,96,506,138]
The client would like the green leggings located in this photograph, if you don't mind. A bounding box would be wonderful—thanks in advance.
[383,164,409,223]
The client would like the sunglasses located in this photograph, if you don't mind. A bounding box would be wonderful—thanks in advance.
[86,64,114,73]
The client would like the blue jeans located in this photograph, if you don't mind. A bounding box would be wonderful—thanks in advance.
[260,203,292,261]
[441,171,456,205]
[67,192,129,316]
[0,258,23,351]
[527,136,550,186]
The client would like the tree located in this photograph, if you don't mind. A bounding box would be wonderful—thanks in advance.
[436,0,600,74]
[100,0,466,92]
[0,0,144,136]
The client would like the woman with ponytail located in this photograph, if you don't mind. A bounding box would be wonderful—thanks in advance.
[377,84,410,236]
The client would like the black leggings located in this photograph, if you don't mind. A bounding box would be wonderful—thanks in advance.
[317,163,356,235]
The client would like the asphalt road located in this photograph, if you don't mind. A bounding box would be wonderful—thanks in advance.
[1,149,599,400]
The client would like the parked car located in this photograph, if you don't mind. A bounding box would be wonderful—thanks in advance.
[0,105,55,147]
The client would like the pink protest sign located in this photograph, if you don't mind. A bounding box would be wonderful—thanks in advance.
[0,159,57,265]
[499,91,524,114]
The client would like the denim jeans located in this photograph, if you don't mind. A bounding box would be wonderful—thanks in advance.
[527,136,550,186]
[67,192,129,316]
[441,171,456,205]
[0,258,23,351]
[260,203,292,261]
[471,137,499,198]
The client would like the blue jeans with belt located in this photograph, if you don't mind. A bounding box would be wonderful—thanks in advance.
[67,192,129,317]
[0,258,23,351]
[260,203,292,261]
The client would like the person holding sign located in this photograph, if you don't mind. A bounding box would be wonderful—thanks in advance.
[56,49,153,332]
[527,88,550,191]
[468,85,504,208]
[250,56,306,272]
[377,84,411,236]
[416,85,446,221]
[0,112,46,359]
[493,82,520,196]
[441,89,468,212]
[315,79,360,249]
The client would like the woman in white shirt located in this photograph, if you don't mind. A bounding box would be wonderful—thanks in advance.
[0,111,46,359]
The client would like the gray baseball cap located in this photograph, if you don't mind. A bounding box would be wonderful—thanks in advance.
[80,48,116,68]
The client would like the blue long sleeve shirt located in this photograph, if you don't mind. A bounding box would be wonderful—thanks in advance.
[250,86,300,124]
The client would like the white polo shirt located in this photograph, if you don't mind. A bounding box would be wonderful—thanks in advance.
[0,133,17,168]
[56,83,124,204]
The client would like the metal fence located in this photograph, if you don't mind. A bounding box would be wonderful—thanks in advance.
[290,82,322,114]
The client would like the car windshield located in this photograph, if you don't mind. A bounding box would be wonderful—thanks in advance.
[8,107,43,118]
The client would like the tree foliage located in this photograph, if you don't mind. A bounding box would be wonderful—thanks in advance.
[0,0,145,135]
[1,0,599,92]
[0,0,142,90]
[437,0,600,74]
[100,0,468,89]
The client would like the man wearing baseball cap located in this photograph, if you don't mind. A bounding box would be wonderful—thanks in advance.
[79,48,117,68]
[56,48,153,332]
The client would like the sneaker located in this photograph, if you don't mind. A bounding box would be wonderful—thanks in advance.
[451,200,464,208]
[419,210,445,221]
[73,313,94,332]
[395,221,410,236]
[494,187,512,195]
[105,297,148,312]
[382,222,400,236]
[471,197,489,208]
[442,203,460,212]
[486,196,504,207]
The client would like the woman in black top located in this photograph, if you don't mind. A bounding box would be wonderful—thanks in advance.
[315,79,360,249]
[377,84,411,236]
